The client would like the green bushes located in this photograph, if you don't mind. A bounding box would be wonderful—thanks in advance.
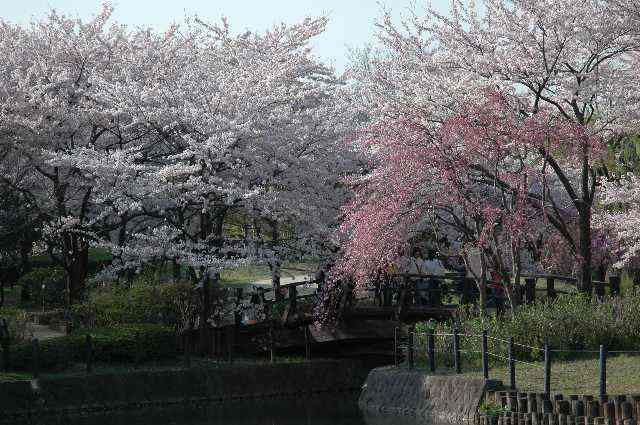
[29,248,112,277]
[0,307,33,343]
[5,324,179,372]
[16,267,66,306]
[73,280,199,329]
[417,291,640,366]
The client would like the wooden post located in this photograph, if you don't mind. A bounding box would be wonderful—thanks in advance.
[508,337,516,390]
[599,345,607,400]
[427,330,435,372]
[408,324,415,369]
[482,330,489,381]
[544,344,551,396]
[269,321,275,364]
[455,276,463,304]
[134,332,142,367]
[603,401,615,421]
[513,280,523,306]
[289,285,298,315]
[432,277,443,306]
[227,326,234,363]
[524,278,536,304]
[546,277,556,299]
[304,326,310,361]
[1,318,9,373]
[32,339,40,379]
[183,333,191,368]
[609,276,621,297]
[383,282,391,307]
[462,277,474,305]
[594,280,605,299]
[1,339,8,373]
[85,334,93,374]
[453,328,461,374]
[394,327,399,367]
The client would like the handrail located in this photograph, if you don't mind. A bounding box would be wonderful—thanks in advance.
[279,280,317,289]
[393,272,465,279]
[280,267,314,273]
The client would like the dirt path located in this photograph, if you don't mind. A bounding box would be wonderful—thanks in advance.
[31,323,65,340]
[251,273,312,287]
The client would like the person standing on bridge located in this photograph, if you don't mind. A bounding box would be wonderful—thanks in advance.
[422,249,446,305]
[405,247,445,305]
[403,247,425,305]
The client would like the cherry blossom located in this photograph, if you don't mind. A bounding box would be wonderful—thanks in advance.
[338,0,640,297]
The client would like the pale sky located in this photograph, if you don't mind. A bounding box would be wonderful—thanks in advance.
[1,0,451,72]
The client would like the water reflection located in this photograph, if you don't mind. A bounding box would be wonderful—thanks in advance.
[18,395,433,425]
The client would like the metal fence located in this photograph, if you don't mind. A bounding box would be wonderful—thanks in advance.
[394,327,640,398]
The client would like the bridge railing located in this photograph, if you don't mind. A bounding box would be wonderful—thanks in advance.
[245,271,625,325]
[378,272,623,313]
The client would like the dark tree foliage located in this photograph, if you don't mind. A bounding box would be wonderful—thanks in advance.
[0,182,41,304]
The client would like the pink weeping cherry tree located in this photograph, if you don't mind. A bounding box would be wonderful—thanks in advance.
[334,90,593,315]
[334,0,640,312]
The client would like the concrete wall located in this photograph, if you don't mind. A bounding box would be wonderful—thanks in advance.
[359,366,490,423]
[0,360,369,422]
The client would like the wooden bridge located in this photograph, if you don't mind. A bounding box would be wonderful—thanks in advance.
[188,272,625,360]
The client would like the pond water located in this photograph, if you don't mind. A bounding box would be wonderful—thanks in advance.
[22,395,432,425]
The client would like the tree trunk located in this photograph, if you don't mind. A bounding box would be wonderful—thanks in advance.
[172,259,180,282]
[272,261,282,302]
[578,136,593,294]
[508,240,521,314]
[478,250,487,316]
[200,270,211,353]
[596,265,606,283]
[270,221,282,302]
[67,237,89,303]
[202,273,211,326]
[19,239,32,277]
[578,208,592,294]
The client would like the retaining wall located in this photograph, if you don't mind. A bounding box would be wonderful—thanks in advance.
[359,366,494,423]
[479,391,640,425]
[0,360,369,422]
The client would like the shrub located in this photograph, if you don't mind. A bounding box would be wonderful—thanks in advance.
[416,292,640,367]
[74,280,200,330]
[479,401,510,417]
[5,324,178,371]
[0,307,33,343]
[16,267,66,306]
[29,248,111,277]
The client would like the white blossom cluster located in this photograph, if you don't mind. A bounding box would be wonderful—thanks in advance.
[0,5,363,282]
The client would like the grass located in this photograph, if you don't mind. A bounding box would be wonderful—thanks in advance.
[220,261,317,286]
[532,274,640,298]
[410,354,640,395]
[30,247,112,267]
[1,285,20,306]
[0,371,32,381]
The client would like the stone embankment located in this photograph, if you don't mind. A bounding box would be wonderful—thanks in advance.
[0,360,369,422]
[359,366,497,423]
